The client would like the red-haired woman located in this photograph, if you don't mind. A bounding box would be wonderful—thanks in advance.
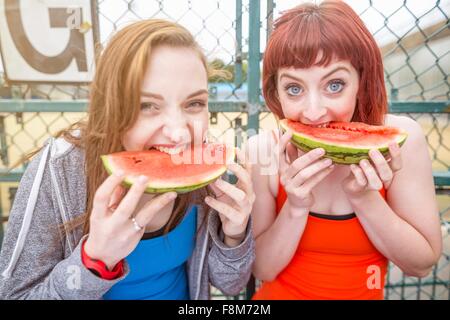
[0,20,255,300]
[247,1,442,300]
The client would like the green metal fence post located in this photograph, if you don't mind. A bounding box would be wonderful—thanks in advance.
[267,0,274,41]
[243,0,263,300]
[0,116,8,166]
[235,0,243,87]
[247,0,261,137]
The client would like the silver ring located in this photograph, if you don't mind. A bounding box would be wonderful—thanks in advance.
[131,217,143,232]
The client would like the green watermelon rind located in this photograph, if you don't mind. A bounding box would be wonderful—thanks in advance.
[126,172,225,194]
[279,120,408,164]
[101,147,233,194]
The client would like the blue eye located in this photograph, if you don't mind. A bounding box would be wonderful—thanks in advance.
[327,80,345,93]
[286,85,302,96]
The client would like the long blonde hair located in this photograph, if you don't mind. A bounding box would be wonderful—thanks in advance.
[19,19,224,236]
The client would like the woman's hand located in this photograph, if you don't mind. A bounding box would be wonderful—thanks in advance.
[277,130,335,217]
[342,142,402,198]
[205,148,255,247]
[84,172,177,270]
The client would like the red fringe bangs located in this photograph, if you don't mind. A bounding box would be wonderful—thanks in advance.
[263,1,387,125]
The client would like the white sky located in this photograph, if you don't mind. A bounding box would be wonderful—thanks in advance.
[1,0,449,72]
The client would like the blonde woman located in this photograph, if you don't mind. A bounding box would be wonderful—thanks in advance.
[0,19,255,300]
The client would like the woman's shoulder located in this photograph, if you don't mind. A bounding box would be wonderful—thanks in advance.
[49,129,84,161]
[384,114,429,162]
[49,135,86,184]
[22,130,83,181]
[245,129,279,196]
[384,114,424,137]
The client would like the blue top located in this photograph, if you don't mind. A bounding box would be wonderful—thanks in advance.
[103,205,197,300]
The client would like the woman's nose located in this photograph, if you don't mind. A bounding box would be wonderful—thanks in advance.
[301,93,327,123]
[162,114,190,143]
[165,128,184,143]
[302,107,327,123]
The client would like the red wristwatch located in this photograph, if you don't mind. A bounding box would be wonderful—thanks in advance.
[81,239,124,280]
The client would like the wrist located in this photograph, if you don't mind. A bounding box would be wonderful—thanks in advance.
[81,239,124,279]
[347,190,381,210]
[84,238,118,270]
[224,232,246,248]
[286,202,309,219]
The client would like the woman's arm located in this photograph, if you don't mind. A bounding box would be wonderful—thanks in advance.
[207,210,255,296]
[247,132,309,281]
[346,116,442,277]
[206,149,256,296]
[0,147,128,299]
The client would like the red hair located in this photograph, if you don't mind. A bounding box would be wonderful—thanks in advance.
[263,1,387,125]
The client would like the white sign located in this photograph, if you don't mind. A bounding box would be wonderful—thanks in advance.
[0,0,98,83]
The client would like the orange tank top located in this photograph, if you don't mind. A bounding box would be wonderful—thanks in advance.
[252,182,388,300]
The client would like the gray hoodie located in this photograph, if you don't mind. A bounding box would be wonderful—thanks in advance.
[0,136,255,300]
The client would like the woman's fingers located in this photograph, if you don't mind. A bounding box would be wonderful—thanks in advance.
[283,148,326,181]
[277,130,293,172]
[107,185,126,213]
[235,146,252,173]
[369,149,393,187]
[359,159,383,190]
[114,175,151,219]
[134,192,177,227]
[92,171,126,217]
[278,130,293,153]
[388,142,402,172]
[350,164,368,188]
[228,147,255,203]
[213,178,246,204]
[205,196,244,225]
[208,180,226,198]
[286,143,299,164]
[288,157,333,188]
[291,164,335,198]
[227,163,253,196]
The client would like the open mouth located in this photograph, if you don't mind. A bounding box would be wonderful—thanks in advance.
[149,144,189,155]
[305,122,330,128]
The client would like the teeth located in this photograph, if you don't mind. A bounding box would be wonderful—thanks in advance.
[310,122,329,128]
[152,145,187,155]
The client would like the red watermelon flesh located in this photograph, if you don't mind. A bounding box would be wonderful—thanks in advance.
[280,119,408,164]
[101,143,234,193]
[285,120,402,147]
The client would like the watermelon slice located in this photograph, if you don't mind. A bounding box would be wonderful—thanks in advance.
[279,119,408,164]
[101,143,235,193]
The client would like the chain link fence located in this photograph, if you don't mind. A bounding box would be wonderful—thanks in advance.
[0,0,449,300]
